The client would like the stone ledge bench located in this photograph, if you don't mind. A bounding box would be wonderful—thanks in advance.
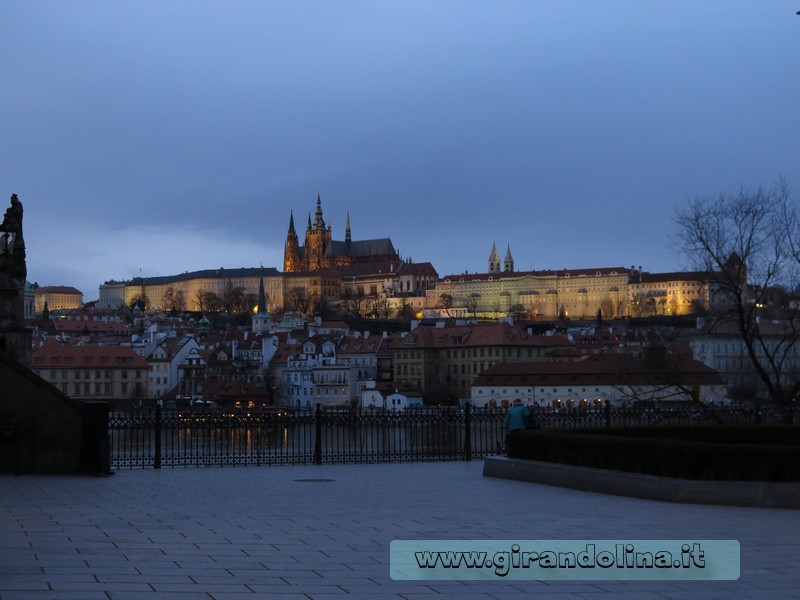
[483,456,800,509]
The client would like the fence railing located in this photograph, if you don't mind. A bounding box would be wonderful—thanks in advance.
[108,403,798,469]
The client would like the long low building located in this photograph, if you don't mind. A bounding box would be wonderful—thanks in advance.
[100,267,292,313]
[470,354,725,408]
[431,267,632,320]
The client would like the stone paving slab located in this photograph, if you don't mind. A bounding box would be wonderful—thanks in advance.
[0,461,798,599]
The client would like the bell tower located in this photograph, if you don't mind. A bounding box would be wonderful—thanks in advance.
[488,242,500,273]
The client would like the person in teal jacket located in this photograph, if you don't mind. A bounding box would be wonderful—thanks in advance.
[505,398,530,432]
[504,399,531,453]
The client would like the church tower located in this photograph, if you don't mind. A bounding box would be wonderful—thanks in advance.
[283,211,301,272]
[504,245,514,273]
[251,277,272,332]
[488,242,500,273]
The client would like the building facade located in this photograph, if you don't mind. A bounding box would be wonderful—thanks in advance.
[34,286,83,313]
[627,270,711,316]
[471,355,725,408]
[32,340,150,401]
[432,266,631,320]
[387,321,573,399]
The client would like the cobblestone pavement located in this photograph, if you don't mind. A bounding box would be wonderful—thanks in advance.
[1,461,798,599]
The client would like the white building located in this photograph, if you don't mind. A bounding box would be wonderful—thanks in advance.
[471,355,725,408]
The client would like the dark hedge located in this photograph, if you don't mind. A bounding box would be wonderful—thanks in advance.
[506,426,800,481]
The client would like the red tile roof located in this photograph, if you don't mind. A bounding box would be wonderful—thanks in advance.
[441,267,631,281]
[387,322,573,350]
[54,320,131,334]
[474,355,723,387]
[35,286,83,295]
[32,339,149,368]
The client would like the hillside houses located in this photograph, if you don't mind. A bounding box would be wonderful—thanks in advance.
[25,300,748,410]
[386,321,573,400]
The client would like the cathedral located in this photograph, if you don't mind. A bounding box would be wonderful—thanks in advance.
[283,195,399,273]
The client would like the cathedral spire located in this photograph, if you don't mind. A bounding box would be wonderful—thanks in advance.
[313,194,325,230]
[284,210,301,273]
[345,210,351,243]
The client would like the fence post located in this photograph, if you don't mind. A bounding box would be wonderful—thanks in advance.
[463,403,472,461]
[314,403,322,465]
[604,400,611,428]
[154,405,162,469]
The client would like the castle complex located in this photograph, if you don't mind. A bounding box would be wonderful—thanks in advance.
[91,195,714,320]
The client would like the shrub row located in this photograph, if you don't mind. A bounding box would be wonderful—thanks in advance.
[507,426,800,482]
[571,425,800,446]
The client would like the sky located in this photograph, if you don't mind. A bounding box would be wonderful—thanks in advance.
[2,2,799,300]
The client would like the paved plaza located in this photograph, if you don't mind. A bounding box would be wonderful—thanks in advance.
[0,461,798,599]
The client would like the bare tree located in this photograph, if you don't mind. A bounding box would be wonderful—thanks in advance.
[242,293,258,314]
[129,294,149,311]
[193,288,222,313]
[286,286,310,313]
[600,296,614,320]
[438,293,453,318]
[221,281,246,314]
[466,293,479,319]
[510,303,527,321]
[163,286,185,312]
[395,296,416,320]
[606,348,716,406]
[674,180,800,422]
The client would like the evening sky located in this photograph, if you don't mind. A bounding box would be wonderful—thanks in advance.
[1,2,798,300]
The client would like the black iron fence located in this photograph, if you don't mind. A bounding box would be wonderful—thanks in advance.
[108,403,798,470]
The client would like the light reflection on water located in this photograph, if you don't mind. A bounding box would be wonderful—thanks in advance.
[110,420,504,467]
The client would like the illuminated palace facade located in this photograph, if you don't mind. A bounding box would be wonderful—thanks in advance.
[428,245,711,320]
[98,267,345,314]
[432,267,632,320]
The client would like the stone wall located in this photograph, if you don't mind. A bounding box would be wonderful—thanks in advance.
[0,355,109,474]
[0,194,109,474]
